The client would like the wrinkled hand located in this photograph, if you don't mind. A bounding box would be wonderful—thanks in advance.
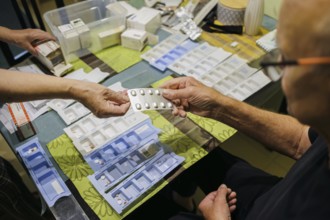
[161,77,223,118]
[9,28,55,55]
[75,82,131,118]
[199,184,237,220]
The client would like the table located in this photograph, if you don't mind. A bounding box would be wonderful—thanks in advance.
[0,14,280,220]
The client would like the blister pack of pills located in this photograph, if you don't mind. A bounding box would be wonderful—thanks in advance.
[16,138,71,207]
[127,88,173,112]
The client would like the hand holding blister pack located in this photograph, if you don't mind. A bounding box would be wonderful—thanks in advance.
[128,88,174,112]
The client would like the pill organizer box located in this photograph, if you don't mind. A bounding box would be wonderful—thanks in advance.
[47,99,75,112]
[69,110,150,156]
[128,88,174,112]
[93,151,185,214]
[141,33,188,63]
[168,42,218,75]
[88,141,162,192]
[84,118,160,171]
[16,138,71,207]
[64,109,146,141]
[57,102,91,125]
[150,39,200,71]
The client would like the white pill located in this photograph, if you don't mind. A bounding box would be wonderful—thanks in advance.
[130,90,137,96]
[148,89,153,95]
[155,89,161,95]
[145,103,150,109]
[136,103,142,110]
[140,89,145,95]
[160,102,166,108]
[153,102,158,108]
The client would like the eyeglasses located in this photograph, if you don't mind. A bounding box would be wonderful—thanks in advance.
[260,49,330,81]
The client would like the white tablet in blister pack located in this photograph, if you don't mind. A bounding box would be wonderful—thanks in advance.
[128,88,173,112]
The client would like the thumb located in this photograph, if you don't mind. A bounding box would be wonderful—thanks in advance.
[162,88,191,101]
[214,184,229,205]
[106,90,130,104]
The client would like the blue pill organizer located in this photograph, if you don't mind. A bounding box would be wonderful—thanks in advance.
[16,138,71,207]
[84,119,161,171]
[86,117,185,214]
[150,39,199,71]
[89,149,184,214]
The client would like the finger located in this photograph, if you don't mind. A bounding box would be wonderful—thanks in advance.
[106,90,130,103]
[26,45,38,56]
[214,184,229,205]
[98,102,130,118]
[162,88,191,101]
[229,205,236,213]
[228,191,236,200]
[178,109,187,118]
[159,77,187,89]
[228,198,237,206]
[33,30,56,41]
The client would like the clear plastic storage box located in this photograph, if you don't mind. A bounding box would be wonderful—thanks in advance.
[44,0,126,63]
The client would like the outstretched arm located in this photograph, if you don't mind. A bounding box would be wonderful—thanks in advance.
[0,69,130,118]
[161,77,311,160]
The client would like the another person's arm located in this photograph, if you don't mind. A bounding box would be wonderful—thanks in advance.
[0,26,55,55]
[0,69,130,117]
[161,77,311,160]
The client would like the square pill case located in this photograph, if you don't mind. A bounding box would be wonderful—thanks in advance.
[141,33,188,63]
[16,138,71,207]
[84,118,161,171]
[65,110,150,155]
[128,88,174,112]
[89,150,184,214]
[88,141,162,195]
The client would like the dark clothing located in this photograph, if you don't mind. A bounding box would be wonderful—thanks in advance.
[170,130,330,219]
[246,135,330,220]
[0,157,44,220]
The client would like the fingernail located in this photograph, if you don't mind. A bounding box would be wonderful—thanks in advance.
[220,184,227,188]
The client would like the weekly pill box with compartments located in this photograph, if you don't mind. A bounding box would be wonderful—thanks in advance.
[141,33,188,63]
[69,110,150,156]
[93,150,185,214]
[128,88,174,112]
[89,143,162,193]
[16,138,71,207]
[83,118,160,171]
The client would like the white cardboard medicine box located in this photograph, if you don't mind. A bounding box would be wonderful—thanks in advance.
[121,29,148,51]
[127,7,161,34]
